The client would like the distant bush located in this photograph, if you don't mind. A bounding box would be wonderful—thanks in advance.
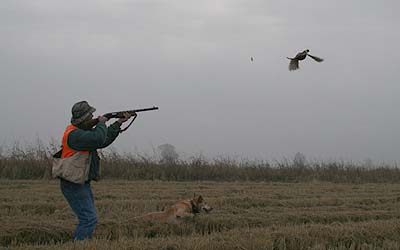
[0,142,399,183]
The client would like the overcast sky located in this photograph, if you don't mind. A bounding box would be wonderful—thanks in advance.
[1,0,399,162]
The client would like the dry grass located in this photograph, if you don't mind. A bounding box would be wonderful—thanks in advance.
[2,180,400,249]
[2,144,400,183]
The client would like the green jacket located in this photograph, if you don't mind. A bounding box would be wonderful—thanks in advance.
[67,121,122,181]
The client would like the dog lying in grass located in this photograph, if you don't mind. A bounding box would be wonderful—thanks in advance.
[138,195,213,224]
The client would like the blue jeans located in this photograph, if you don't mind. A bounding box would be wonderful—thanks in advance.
[60,179,98,240]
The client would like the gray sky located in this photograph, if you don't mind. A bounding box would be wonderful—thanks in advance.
[1,0,399,162]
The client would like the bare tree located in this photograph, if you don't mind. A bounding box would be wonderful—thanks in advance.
[158,144,179,164]
[293,152,307,168]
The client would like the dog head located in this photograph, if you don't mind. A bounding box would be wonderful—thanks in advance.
[190,195,213,214]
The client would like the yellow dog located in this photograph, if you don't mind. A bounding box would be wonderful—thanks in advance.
[139,195,212,224]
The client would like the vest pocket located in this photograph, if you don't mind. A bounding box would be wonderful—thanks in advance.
[52,153,90,184]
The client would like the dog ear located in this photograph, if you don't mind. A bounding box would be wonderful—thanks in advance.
[197,195,203,203]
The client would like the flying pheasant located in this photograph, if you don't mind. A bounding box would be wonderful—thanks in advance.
[287,49,324,71]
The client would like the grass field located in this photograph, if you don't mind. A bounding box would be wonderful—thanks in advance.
[2,180,400,250]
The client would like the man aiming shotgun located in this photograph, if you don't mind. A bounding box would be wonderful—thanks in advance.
[52,101,158,240]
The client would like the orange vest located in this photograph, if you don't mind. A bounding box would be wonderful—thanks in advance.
[61,124,89,158]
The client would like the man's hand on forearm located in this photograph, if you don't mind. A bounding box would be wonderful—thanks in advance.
[117,112,135,124]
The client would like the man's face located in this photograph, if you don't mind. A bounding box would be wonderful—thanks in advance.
[78,113,95,130]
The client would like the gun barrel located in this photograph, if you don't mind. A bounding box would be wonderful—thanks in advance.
[103,106,158,119]
[130,106,159,113]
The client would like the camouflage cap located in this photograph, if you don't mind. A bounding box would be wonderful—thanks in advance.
[71,101,96,125]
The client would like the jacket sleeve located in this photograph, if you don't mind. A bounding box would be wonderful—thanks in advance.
[67,122,109,151]
[98,121,122,149]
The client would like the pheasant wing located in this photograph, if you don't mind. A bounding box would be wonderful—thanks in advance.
[307,54,324,62]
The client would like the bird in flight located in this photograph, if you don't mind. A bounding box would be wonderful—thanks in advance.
[287,49,323,71]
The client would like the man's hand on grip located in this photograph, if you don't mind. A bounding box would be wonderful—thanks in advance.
[97,116,108,123]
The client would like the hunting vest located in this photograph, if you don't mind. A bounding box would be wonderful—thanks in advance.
[52,124,91,184]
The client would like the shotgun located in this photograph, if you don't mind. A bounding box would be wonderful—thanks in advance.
[93,106,158,132]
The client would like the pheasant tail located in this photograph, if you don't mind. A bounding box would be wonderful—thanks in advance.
[288,59,299,71]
